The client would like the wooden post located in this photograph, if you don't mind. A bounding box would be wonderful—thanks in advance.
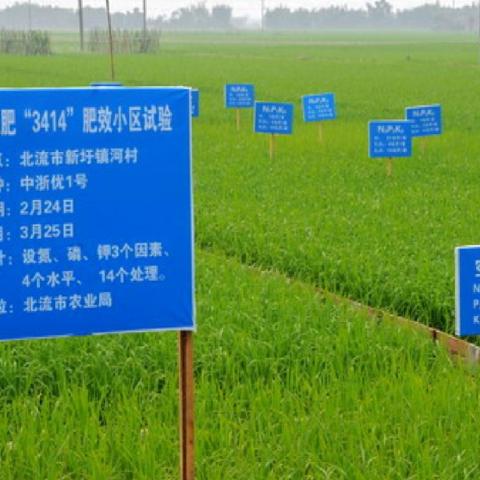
[269,134,275,160]
[105,0,115,81]
[318,123,323,143]
[420,137,427,155]
[386,157,393,177]
[78,0,84,52]
[142,0,148,47]
[236,109,240,131]
[179,331,195,480]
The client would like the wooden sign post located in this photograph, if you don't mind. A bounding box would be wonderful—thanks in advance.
[386,157,393,177]
[318,123,323,143]
[405,105,442,155]
[368,120,413,175]
[179,331,195,480]
[302,93,336,144]
[254,101,293,159]
[420,137,427,154]
[269,134,275,160]
[225,84,255,131]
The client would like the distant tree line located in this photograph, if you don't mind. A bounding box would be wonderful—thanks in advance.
[0,1,478,32]
[0,3,234,31]
[265,1,478,31]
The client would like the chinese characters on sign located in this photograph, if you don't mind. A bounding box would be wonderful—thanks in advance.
[455,246,480,336]
[225,84,255,109]
[368,120,413,158]
[405,105,442,137]
[302,93,336,122]
[254,102,294,135]
[0,87,195,341]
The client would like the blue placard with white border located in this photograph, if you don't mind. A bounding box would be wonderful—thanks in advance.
[368,120,413,158]
[455,246,480,337]
[191,89,199,118]
[254,102,294,135]
[0,86,195,341]
[225,84,255,109]
[405,104,442,137]
[302,93,336,122]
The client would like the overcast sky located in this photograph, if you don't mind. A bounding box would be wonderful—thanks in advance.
[0,0,468,18]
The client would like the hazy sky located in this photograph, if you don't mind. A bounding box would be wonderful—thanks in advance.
[0,0,469,18]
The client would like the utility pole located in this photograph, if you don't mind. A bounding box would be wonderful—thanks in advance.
[261,0,265,30]
[106,0,115,80]
[143,0,147,47]
[78,0,85,52]
[28,0,32,31]
[143,0,147,34]
[478,0,480,63]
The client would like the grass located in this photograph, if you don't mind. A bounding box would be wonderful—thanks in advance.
[0,251,480,478]
[1,31,480,476]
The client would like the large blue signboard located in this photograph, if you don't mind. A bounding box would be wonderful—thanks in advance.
[254,102,294,135]
[191,89,199,118]
[0,86,195,341]
[455,246,480,336]
[302,93,336,122]
[368,120,413,158]
[405,104,442,137]
[225,84,255,109]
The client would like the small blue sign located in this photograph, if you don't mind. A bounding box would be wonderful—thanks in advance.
[0,86,195,341]
[405,104,442,137]
[225,84,255,109]
[254,102,294,135]
[455,246,480,336]
[368,120,413,158]
[191,89,199,118]
[302,93,336,122]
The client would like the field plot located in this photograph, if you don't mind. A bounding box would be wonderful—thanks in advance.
[0,251,480,479]
[9,32,473,331]
[1,32,480,477]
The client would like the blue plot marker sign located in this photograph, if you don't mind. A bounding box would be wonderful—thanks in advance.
[455,246,480,336]
[302,93,336,122]
[0,86,195,341]
[254,102,294,135]
[368,120,412,158]
[405,105,442,137]
[225,84,255,109]
[191,89,199,118]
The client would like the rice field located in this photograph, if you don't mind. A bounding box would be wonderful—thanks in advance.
[1,31,480,478]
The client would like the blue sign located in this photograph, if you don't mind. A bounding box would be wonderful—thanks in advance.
[0,86,195,341]
[302,93,336,122]
[455,246,480,336]
[405,105,442,137]
[368,120,413,158]
[191,89,199,118]
[254,102,294,135]
[225,84,255,109]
